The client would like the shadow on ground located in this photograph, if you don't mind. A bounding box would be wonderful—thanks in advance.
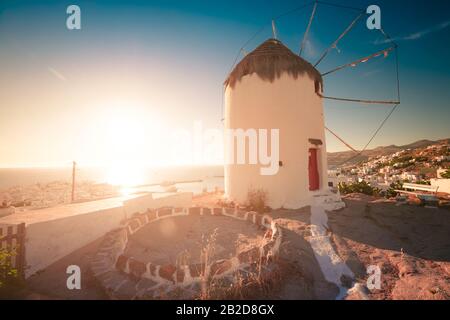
[328,197,450,262]
[270,208,339,299]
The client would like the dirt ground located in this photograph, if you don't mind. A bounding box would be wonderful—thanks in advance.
[126,215,264,265]
[23,237,108,299]
[19,192,450,300]
[328,193,450,300]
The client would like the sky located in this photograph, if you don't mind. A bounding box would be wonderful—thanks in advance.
[0,0,449,168]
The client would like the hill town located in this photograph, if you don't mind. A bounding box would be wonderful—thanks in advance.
[328,138,450,198]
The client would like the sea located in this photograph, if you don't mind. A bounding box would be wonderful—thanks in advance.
[0,165,224,195]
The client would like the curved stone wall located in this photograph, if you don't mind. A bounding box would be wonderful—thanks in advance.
[90,206,282,299]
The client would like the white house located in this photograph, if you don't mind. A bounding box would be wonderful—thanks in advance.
[431,168,450,194]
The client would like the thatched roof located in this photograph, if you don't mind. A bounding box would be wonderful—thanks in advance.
[224,38,323,91]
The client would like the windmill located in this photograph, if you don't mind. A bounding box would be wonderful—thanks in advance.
[222,0,400,209]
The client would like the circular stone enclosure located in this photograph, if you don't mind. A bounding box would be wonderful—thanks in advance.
[127,214,266,265]
[90,206,282,299]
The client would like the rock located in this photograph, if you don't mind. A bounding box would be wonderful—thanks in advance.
[115,255,128,272]
[113,279,137,300]
[158,207,173,218]
[135,278,158,294]
[225,207,236,215]
[137,214,147,225]
[188,207,201,215]
[147,210,157,221]
[340,274,354,288]
[159,264,176,282]
[176,268,185,283]
[103,272,129,292]
[246,211,256,223]
[147,263,157,277]
[128,258,146,278]
[236,210,246,219]
[90,259,111,277]
[128,219,141,233]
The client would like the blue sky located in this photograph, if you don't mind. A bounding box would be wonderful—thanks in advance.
[0,0,449,166]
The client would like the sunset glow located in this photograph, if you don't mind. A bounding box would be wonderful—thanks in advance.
[105,162,145,187]
[0,0,449,304]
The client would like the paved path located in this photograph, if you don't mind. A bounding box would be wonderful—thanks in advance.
[309,206,355,299]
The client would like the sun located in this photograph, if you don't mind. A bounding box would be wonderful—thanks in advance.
[99,104,157,188]
[105,163,145,187]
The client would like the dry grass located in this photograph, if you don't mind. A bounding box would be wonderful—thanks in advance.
[198,228,218,299]
[247,188,269,213]
[197,228,279,300]
[150,225,279,300]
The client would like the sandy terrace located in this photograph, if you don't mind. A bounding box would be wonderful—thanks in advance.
[125,215,265,265]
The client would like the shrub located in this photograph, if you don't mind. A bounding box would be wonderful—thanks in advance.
[246,188,268,213]
[385,181,404,198]
[0,247,23,298]
[338,181,381,196]
[441,169,450,179]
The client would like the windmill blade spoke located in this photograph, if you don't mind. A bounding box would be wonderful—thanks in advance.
[314,11,365,67]
[321,46,395,77]
[318,94,400,105]
[273,1,315,20]
[325,126,358,152]
[316,0,364,12]
[299,1,318,56]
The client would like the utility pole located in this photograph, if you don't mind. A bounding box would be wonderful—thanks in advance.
[71,161,76,203]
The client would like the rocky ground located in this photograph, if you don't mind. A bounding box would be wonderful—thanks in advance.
[328,193,450,300]
[18,193,450,300]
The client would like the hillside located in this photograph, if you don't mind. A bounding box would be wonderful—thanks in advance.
[327,138,450,167]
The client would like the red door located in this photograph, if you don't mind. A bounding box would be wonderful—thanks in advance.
[308,148,320,191]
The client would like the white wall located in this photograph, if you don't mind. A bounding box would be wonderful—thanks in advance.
[431,179,450,194]
[25,205,126,278]
[123,192,193,216]
[0,192,193,278]
[224,72,328,209]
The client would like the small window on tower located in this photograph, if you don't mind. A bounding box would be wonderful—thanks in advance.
[314,81,322,94]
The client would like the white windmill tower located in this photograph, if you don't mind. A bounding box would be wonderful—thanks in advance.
[222,1,400,210]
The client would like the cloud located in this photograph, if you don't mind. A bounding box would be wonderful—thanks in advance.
[48,67,67,82]
[375,20,450,44]
[361,69,381,78]
[403,20,450,40]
